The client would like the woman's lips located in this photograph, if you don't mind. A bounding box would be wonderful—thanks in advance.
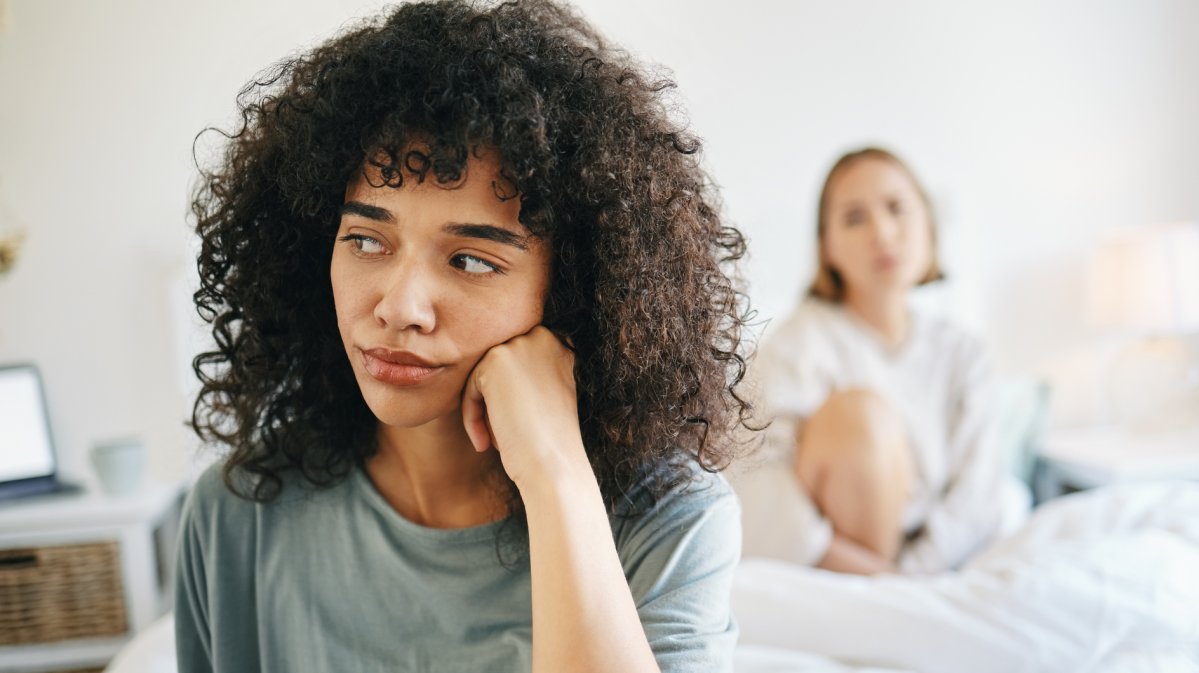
[361,348,445,387]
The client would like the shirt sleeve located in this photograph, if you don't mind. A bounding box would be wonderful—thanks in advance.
[755,305,837,422]
[733,302,838,566]
[732,460,833,566]
[174,464,262,673]
[175,472,216,673]
[612,471,741,673]
[898,339,1014,573]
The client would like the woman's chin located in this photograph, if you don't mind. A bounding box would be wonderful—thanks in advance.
[351,365,464,428]
[368,399,459,429]
[861,271,920,296]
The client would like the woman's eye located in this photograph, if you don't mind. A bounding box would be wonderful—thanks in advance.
[844,210,867,226]
[452,254,500,275]
[340,234,386,254]
[889,200,906,216]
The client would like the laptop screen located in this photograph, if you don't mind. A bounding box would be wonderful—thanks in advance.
[0,365,57,483]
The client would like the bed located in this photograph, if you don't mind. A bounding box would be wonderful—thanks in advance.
[106,481,1199,673]
[733,481,1199,672]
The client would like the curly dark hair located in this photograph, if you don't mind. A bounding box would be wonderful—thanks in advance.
[191,0,755,520]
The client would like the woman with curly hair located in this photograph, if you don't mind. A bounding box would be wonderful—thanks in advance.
[176,1,752,671]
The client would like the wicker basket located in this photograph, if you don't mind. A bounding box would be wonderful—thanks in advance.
[0,541,128,646]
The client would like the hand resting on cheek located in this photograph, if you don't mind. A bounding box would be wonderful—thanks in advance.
[462,326,587,491]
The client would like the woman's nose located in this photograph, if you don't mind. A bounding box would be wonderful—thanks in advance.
[374,258,437,334]
[873,212,900,246]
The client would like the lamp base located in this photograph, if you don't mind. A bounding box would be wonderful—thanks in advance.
[1107,336,1199,435]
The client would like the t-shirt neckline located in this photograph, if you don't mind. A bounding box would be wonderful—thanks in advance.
[350,465,510,545]
[835,301,924,360]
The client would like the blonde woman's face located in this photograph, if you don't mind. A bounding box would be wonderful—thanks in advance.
[822,158,933,300]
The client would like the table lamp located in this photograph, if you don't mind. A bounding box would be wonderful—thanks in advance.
[1086,221,1199,433]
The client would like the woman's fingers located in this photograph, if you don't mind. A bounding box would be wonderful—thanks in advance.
[461,369,493,453]
[461,326,584,489]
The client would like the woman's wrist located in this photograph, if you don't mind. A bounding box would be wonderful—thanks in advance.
[511,437,597,505]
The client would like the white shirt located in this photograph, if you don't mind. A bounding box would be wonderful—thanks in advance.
[736,297,1024,573]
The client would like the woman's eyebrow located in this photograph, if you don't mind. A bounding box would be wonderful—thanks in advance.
[341,201,394,223]
[444,223,529,251]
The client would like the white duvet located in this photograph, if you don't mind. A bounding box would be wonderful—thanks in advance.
[733,481,1199,673]
[107,482,1199,673]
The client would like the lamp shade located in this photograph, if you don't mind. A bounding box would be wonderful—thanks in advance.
[1087,222,1199,335]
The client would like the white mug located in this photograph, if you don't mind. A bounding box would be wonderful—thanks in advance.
[90,438,145,496]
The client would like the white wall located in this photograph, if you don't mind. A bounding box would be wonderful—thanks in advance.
[1,0,1196,486]
[578,0,1199,427]
[0,0,388,486]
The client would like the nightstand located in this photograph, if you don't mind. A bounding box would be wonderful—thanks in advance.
[0,482,184,673]
[1035,426,1199,500]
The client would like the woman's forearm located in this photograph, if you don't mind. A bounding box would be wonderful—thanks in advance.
[460,327,659,671]
[521,454,661,673]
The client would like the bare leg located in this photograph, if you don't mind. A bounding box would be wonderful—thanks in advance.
[794,389,914,575]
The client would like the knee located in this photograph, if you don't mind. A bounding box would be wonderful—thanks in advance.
[805,389,906,462]
[823,389,902,433]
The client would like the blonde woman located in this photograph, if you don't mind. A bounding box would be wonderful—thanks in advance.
[737,148,1027,576]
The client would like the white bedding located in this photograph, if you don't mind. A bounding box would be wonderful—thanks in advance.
[733,481,1199,673]
[106,482,1199,673]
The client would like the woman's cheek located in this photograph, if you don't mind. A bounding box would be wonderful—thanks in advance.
[830,235,868,286]
[457,310,520,357]
[332,266,376,347]
[907,221,934,282]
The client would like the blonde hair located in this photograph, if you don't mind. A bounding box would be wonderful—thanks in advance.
[809,147,944,302]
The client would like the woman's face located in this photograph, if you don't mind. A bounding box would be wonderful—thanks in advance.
[822,158,933,300]
[331,148,553,428]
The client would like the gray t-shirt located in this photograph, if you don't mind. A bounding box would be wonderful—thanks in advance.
[175,461,740,672]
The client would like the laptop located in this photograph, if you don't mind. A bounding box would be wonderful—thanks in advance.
[0,363,81,501]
